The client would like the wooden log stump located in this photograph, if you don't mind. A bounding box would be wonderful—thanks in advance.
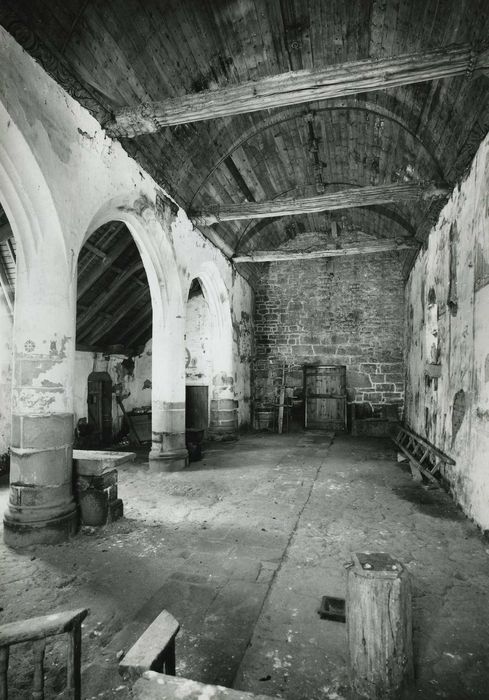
[347,552,413,699]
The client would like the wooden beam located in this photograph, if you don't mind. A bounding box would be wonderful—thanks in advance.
[478,45,489,77]
[77,234,133,299]
[0,260,13,315]
[77,261,143,331]
[0,223,12,244]
[5,238,15,262]
[105,44,482,137]
[191,181,449,225]
[129,317,153,348]
[86,289,150,345]
[83,241,107,261]
[119,305,153,344]
[233,240,418,263]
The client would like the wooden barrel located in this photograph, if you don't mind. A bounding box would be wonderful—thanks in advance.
[255,409,273,430]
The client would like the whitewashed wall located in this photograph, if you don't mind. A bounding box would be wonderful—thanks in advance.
[405,131,489,530]
[0,26,253,455]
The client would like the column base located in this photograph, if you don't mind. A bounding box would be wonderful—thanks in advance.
[4,505,78,548]
[148,447,189,473]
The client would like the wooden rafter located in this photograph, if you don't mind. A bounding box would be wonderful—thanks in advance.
[86,289,151,345]
[129,317,153,347]
[77,233,133,299]
[119,305,153,345]
[77,261,143,330]
[0,222,12,243]
[83,241,107,261]
[191,181,449,226]
[0,259,13,315]
[233,239,418,263]
[104,44,484,137]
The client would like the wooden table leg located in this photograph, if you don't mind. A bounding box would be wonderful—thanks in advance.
[164,638,176,676]
[67,625,82,700]
[0,647,9,700]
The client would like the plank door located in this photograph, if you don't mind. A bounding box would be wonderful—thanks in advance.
[186,385,209,431]
[304,365,346,431]
[87,372,112,445]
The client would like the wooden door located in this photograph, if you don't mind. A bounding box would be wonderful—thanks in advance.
[186,385,209,431]
[304,365,346,431]
[87,372,112,445]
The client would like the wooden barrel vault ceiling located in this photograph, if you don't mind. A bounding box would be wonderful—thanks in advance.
[1,0,489,341]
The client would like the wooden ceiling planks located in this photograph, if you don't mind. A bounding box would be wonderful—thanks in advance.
[3,0,489,263]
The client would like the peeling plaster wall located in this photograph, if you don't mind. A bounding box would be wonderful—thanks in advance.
[232,274,254,425]
[185,294,213,386]
[405,131,489,530]
[0,294,12,455]
[0,27,253,435]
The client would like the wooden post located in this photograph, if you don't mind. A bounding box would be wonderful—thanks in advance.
[163,638,176,676]
[0,647,8,700]
[66,624,82,700]
[347,552,413,699]
[277,362,286,435]
[32,639,46,700]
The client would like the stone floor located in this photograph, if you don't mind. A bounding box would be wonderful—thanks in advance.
[1,432,489,699]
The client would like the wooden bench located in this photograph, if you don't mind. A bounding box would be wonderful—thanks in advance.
[133,671,278,699]
[393,425,455,485]
[73,450,135,526]
[0,608,88,700]
[119,610,180,681]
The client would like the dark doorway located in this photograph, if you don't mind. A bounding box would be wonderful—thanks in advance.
[304,365,347,431]
[186,385,209,432]
[87,371,113,446]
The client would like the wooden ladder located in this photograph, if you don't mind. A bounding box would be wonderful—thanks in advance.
[394,426,455,485]
[0,608,88,700]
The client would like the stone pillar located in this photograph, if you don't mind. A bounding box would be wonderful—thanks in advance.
[0,289,13,457]
[4,249,78,547]
[149,308,188,471]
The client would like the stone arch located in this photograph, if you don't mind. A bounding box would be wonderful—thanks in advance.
[188,262,233,352]
[82,195,188,470]
[186,262,237,440]
[82,195,184,324]
[0,100,66,268]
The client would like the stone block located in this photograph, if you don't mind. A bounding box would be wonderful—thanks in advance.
[108,498,124,523]
[10,445,71,485]
[9,481,72,509]
[347,371,373,387]
[73,450,135,476]
[76,472,118,503]
[79,489,122,526]
[11,413,73,449]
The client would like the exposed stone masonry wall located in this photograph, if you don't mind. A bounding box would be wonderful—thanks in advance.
[253,252,405,419]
